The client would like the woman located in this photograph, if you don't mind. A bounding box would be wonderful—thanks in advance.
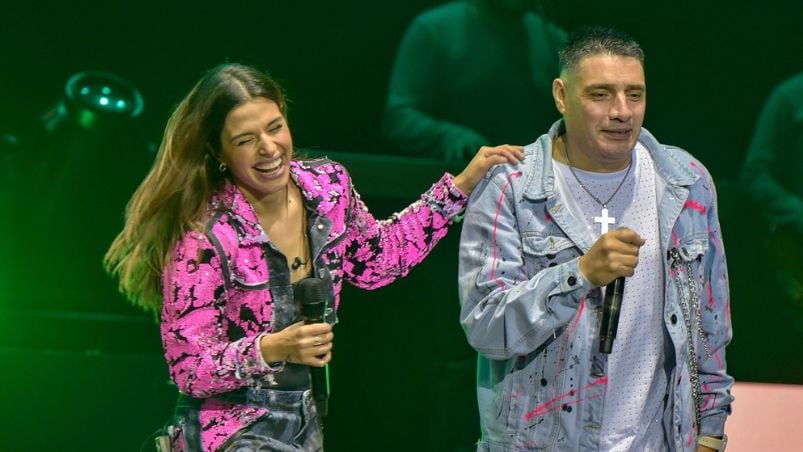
[104,63,523,451]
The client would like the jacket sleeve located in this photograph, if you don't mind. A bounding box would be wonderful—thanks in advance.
[457,167,592,360]
[160,231,278,398]
[697,173,735,436]
[341,172,467,289]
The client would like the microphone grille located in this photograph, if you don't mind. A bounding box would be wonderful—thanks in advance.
[295,277,326,321]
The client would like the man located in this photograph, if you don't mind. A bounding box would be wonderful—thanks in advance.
[458,26,732,451]
[382,0,566,161]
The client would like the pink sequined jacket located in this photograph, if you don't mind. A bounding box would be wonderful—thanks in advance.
[160,158,468,451]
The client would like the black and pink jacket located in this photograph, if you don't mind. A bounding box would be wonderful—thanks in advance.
[160,158,467,450]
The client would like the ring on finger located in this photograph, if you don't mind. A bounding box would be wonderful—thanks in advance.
[313,335,322,346]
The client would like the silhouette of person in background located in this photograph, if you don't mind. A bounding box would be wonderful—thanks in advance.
[741,70,803,309]
[736,71,803,385]
[382,0,566,161]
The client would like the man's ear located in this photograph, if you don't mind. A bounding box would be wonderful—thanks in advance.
[552,78,567,115]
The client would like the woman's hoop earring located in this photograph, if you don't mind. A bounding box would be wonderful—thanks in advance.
[219,162,227,172]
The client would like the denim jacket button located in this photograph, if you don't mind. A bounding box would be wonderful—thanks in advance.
[670,314,678,324]
[567,276,577,286]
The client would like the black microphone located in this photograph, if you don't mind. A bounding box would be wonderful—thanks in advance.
[295,277,330,417]
[599,277,625,354]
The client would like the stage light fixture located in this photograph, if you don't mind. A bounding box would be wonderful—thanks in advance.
[42,71,144,133]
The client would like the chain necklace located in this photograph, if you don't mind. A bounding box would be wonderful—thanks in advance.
[563,138,632,234]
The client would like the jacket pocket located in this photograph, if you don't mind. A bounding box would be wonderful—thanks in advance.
[668,236,707,315]
[675,235,708,263]
[229,246,271,288]
[521,234,577,274]
[668,236,716,351]
[492,355,558,448]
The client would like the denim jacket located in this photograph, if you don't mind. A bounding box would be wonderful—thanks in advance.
[161,158,467,451]
[458,122,733,451]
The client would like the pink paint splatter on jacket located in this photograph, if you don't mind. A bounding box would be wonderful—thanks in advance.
[161,158,467,451]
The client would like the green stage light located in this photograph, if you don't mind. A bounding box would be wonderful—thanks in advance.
[60,71,144,129]
[1,70,148,315]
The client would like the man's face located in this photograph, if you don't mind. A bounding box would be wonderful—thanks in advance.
[553,54,646,171]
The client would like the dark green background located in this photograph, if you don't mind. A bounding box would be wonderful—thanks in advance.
[1,1,801,450]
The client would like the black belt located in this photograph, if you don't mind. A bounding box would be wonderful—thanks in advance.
[177,364,311,409]
[267,363,311,391]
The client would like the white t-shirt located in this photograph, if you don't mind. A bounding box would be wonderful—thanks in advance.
[554,145,670,451]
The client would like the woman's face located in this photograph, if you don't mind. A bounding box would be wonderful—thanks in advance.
[218,97,293,203]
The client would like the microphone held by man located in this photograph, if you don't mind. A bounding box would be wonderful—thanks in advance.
[599,277,625,353]
[577,228,645,354]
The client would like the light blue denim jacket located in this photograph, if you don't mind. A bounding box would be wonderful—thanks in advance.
[458,121,733,451]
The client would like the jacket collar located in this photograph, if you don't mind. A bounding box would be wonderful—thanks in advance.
[208,159,343,246]
[289,158,346,219]
[210,180,268,246]
[523,120,699,201]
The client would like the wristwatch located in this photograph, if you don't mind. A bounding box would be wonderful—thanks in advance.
[698,434,727,451]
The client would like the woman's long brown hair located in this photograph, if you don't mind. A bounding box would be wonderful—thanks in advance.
[103,64,287,314]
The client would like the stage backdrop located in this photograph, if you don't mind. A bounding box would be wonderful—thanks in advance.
[1,1,801,450]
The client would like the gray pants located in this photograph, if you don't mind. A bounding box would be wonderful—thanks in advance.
[221,388,323,452]
[170,388,323,452]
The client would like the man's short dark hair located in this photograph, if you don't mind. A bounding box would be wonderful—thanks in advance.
[558,26,644,75]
